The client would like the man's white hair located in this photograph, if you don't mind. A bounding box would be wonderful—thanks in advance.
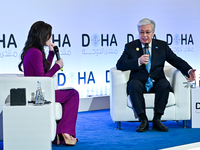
[137,18,155,32]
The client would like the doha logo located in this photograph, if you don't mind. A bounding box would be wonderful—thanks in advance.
[91,34,100,47]
[166,33,194,53]
[167,33,194,46]
[82,33,117,47]
[82,33,118,56]
[174,34,180,46]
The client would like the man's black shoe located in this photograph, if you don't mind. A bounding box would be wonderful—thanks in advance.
[152,119,168,132]
[136,120,149,132]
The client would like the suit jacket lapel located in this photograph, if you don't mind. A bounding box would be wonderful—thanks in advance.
[136,40,143,57]
[151,39,158,68]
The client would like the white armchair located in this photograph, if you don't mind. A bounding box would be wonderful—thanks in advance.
[110,65,191,129]
[0,74,62,141]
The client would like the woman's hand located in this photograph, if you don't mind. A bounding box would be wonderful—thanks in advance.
[49,42,55,51]
[56,58,64,68]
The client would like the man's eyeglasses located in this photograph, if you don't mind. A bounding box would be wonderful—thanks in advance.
[139,31,153,35]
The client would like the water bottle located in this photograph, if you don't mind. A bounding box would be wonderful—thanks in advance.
[35,81,45,105]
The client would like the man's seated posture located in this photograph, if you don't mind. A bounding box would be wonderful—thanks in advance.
[116,18,196,132]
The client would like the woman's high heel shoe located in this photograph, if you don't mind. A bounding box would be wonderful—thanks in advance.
[61,133,77,146]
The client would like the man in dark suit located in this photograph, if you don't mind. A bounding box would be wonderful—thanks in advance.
[116,18,196,132]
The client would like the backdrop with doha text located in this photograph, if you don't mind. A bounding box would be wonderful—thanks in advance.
[0,0,199,98]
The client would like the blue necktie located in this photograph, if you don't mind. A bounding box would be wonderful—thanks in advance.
[145,48,153,92]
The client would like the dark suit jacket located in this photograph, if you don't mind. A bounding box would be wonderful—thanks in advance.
[116,39,192,85]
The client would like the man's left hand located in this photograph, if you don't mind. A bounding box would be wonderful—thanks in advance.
[187,69,196,82]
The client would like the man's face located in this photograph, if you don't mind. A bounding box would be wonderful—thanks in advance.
[139,24,154,45]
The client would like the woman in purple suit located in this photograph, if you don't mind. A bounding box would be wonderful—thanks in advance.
[18,21,79,146]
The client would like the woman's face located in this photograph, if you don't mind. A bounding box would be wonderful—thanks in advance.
[46,36,52,46]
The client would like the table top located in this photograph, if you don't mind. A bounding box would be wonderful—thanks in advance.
[4,103,51,107]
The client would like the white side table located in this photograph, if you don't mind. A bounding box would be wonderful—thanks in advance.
[3,103,52,150]
[190,87,200,128]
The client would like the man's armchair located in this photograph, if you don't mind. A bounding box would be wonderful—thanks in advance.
[0,74,62,141]
[109,65,191,129]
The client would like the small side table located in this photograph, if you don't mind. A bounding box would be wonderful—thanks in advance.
[189,87,200,128]
[3,103,52,150]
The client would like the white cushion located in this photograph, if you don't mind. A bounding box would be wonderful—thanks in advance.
[55,102,62,120]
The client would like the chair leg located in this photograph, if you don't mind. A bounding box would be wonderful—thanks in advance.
[183,120,187,128]
[115,121,122,130]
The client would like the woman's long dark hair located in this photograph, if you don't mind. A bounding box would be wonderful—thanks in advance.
[18,21,52,73]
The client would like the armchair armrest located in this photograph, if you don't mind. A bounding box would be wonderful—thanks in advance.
[164,66,191,120]
[172,70,191,120]
[110,67,130,118]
